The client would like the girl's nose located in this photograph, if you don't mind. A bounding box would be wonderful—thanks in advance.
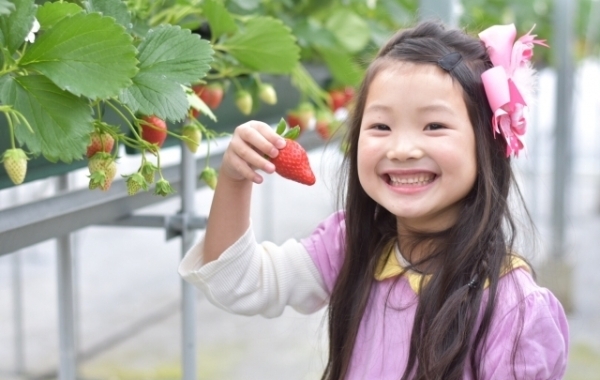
[385,134,425,161]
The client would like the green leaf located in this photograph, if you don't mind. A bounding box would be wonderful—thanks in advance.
[135,25,213,84]
[202,0,237,40]
[276,118,286,135]
[119,73,189,122]
[221,16,300,74]
[0,0,15,16]
[84,0,131,30]
[325,9,370,53]
[36,2,82,30]
[119,25,214,121]
[0,75,92,162]
[316,47,364,87]
[185,86,217,122]
[283,126,300,140]
[19,12,137,100]
[0,0,35,53]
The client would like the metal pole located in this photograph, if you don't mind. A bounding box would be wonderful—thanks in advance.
[180,144,197,380]
[551,0,576,259]
[419,0,457,26]
[11,252,25,375]
[56,175,77,380]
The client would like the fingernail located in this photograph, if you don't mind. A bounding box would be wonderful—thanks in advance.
[275,138,286,149]
[265,162,275,172]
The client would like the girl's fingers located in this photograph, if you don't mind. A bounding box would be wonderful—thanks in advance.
[228,152,264,183]
[230,137,275,173]
[238,121,286,158]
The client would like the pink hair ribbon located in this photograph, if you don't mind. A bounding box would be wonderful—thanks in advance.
[479,24,548,157]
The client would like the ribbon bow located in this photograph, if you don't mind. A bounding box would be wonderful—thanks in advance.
[479,24,548,157]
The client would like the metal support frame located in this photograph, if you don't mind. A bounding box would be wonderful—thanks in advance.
[1,131,325,378]
[551,0,576,260]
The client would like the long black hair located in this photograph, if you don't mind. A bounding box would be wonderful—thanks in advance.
[322,20,529,380]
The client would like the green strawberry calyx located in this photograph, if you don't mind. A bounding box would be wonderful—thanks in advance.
[275,118,300,140]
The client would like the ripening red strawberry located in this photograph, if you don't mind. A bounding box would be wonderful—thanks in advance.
[2,148,28,185]
[328,89,346,111]
[343,86,355,104]
[271,138,316,186]
[235,90,253,115]
[315,111,334,140]
[141,115,167,147]
[86,131,115,158]
[182,125,202,153]
[88,153,117,191]
[193,83,224,110]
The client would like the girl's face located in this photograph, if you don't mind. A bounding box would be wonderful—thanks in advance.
[357,62,477,233]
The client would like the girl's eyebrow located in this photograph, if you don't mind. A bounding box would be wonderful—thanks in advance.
[364,103,392,113]
[416,103,455,114]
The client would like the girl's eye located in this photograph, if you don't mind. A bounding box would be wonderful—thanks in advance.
[373,124,390,131]
[425,123,445,131]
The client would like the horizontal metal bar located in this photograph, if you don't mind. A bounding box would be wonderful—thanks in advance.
[0,132,325,256]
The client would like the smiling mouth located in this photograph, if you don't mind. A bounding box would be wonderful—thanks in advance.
[386,173,436,186]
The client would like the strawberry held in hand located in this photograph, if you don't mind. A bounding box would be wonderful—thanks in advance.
[270,119,316,186]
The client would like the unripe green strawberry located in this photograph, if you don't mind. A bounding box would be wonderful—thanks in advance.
[200,167,218,190]
[235,90,253,115]
[182,125,202,153]
[125,173,147,196]
[258,83,277,105]
[86,131,115,158]
[140,161,158,184]
[155,178,174,196]
[2,148,28,185]
[88,153,117,191]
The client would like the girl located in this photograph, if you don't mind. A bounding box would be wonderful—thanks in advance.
[179,21,569,379]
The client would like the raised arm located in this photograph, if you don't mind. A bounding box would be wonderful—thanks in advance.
[202,120,286,263]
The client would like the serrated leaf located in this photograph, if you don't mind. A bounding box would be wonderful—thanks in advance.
[185,86,217,122]
[202,0,237,40]
[316,47,364,87]
[136,25,213,84]
[20,12,137,100]
[84,0,131,30]
[119,25,214,121]
[221,16,300,74]
[325,9,370,53]
[119,72,189,121]
[0,0,35,53]
[0,75,92,162]
[0,0,15,16]
[36,2,82,30]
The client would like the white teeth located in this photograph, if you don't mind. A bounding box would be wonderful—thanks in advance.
[388,174,434,186]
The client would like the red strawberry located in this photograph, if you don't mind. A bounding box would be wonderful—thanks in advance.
[271,138,315,186]
[2,148,28,185]
[286,102,314,133]
[315,111,334,140]
[258,83,277,105]
[328,89,346,111]
[86,131,115,158]
[193,83,224,110]
[88,153,117,191]
[343,86,355,104]
[141,115,167,147]
[182,125,202,153]
[235,90,253,115]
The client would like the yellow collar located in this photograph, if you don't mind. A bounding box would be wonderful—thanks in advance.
[374,242,530,293]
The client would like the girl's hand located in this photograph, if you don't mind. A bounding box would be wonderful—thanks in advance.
[221,120,287,184]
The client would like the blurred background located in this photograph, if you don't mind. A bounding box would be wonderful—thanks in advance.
[1,0,599,379]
